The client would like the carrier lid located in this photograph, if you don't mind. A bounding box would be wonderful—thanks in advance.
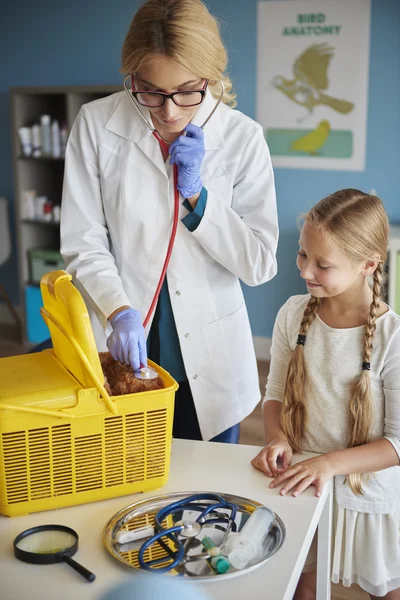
[40,270,105,391]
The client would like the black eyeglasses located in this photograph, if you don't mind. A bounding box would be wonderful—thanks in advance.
[131,76,208,108]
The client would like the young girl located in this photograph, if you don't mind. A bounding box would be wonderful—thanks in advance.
[251,189,400,599]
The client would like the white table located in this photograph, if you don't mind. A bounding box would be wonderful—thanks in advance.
[0,440,332,600]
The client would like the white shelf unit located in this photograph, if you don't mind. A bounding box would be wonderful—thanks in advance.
[388,225,400,314]
[10,85,121,343]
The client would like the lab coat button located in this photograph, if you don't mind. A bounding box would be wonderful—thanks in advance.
[185,333,189,338]
[193,374,198,380]
[176,291,181,296]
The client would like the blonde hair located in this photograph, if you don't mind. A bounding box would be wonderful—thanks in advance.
[281,189,389,495]
[121,0,236,107]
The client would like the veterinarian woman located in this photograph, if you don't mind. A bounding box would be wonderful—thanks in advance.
[61,0,278,443]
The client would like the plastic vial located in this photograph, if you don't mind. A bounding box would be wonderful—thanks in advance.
[51,120,61,158]
[40,115,52,156]
[228,506,275,570]
[53,205,61,223]
[201,536,230,574]
[43,199,53,222]
[18,127,32,156]
[60,124,68,157]
[32,125,41,158]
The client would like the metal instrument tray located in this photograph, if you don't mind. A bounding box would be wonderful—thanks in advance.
[103,491,285,581]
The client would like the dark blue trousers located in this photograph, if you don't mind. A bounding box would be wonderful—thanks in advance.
[172,380,240,444]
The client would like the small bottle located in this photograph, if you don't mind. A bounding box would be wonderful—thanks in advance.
[21,190,37,220]
[51,120,61,158]
[227,506,275,570]
[60,124,68,157]
[35,195,47,220]
[201,536,230,574]
[18,127,32,156]
[31,124,41,158]
[43,199,53,222]
[52,205,61,223]
[40,115,51,156]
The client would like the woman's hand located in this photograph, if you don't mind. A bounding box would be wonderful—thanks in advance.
[107,307,147,372]
[169,124,205,199]
[268,455,334,497]
[251,435,293,478]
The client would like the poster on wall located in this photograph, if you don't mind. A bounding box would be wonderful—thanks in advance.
[257,0,371,171]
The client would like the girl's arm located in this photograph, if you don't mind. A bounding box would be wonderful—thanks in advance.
[325,438,399,476]
[263,400,286,442]
[252,300,295,477]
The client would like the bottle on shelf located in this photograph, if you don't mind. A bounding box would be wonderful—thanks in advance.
[18,127,32,156]
[21,190,37,220]
[60,123,68,157]
[34,195,47,221]
[31,124,41,158]
[53,205,61,223]
[43,199,53,222]
[40,115,52,156]
[51,120,61,158]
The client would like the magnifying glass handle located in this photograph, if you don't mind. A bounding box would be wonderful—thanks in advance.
[63,555,96,582]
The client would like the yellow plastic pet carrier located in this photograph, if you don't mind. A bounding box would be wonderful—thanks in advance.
[0,271,178,517]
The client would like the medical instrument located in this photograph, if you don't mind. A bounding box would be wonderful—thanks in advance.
[0,271,177,517]
[134,366,159,380]
[226,506,275,570]
[13,524,95,582]
[201,536,230,574]
[104,491,285,581]
[138,493,237,573]
[116,525,155,544]
[123,75,224,329]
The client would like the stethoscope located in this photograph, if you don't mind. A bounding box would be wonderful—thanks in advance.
[123,75,224,329]
[137,493,237,573]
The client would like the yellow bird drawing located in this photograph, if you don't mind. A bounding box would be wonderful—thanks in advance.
[290,120,331,155]
[271,43,354,115]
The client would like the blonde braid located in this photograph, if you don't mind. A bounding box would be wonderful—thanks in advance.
[347,263,383,494]
[281,296,321,453]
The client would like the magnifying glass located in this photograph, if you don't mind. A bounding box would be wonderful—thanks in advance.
[13,525,96,582]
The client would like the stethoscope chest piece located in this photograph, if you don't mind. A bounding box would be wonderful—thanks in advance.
[176,520,202,538]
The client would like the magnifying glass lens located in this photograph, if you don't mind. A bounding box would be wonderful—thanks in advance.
[15,530,77,554]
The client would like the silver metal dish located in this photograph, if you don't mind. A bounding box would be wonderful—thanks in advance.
[103,491,285,581]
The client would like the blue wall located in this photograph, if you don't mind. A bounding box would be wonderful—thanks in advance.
[1,0,399,336]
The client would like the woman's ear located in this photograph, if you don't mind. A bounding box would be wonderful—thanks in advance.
[361,254,381,277]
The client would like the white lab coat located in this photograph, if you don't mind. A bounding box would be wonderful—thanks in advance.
[61,89,278,440]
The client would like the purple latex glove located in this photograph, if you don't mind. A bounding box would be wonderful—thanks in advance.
[169,123,205,199]
[106,308,147,372]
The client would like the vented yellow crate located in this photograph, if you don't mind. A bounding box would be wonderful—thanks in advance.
[0,271,178,517]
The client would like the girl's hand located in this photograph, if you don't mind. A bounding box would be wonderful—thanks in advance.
[269,455,334,497]
[251,436,293,478]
